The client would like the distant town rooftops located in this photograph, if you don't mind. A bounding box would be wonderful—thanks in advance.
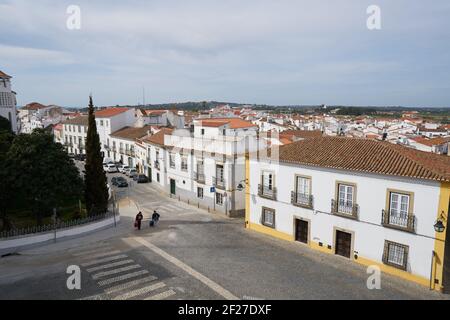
[142,128,174,146]
[274,136,450,182]
[196,118,257,129]
[22,102,48,110]
[110,125,154,141]
[95,107,130,118]
[61,115,88,126]
[0,70,11,79]
[411,136,450,146]
[279,130,323,140]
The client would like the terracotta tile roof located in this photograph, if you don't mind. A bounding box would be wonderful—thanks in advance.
[95,107,130,118]
[142,128,173,146]
[417,125,447,132]
[279,130,323,140]
[110,125,153,141]
[62,115,88,126]
[411,136,450,147]
[197,118,257,129]
[22,102,47,110]
[144,110,167,116]
[0,71,11,79]
[275,137,450,182]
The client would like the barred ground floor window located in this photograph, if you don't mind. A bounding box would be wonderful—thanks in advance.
[382,240,409,270]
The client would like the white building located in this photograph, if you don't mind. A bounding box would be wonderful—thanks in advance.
[94,107,135,161]
[247,136,450,291]
[61,115,88,155]
[0,70,18,132]
[141,118,263,217]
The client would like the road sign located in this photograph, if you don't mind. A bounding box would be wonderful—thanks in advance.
[210,187,215,193]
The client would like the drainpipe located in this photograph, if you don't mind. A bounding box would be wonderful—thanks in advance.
[430,250,436,290]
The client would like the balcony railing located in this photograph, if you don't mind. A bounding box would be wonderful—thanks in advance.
[331,199,358,220]
[181,163,188,171]
[125,149,135,157]
[119,148,125,154]
[213,176,226,190]
[258,184,277,200]
[291,191,313,209]
[194,172,205,184]
[104,144,111,151]
[154,160,160,170]
[381,209,415,233]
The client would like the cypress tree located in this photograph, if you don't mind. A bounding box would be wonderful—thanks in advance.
[84,95,108,215]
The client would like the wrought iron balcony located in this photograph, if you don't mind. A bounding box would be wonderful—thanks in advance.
[104,144,111,151]
[195,172,205,183]
[381,209,416,233]
[331,199,358,220]
[154,160,160,170]
[291,191,313,209]
[119,148,125,154]
[258,184,277,200]
[213,176,226,190]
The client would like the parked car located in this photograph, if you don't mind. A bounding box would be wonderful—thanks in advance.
[126,168,137,178]
[68,153,75,159]
[107,163,118,173]
[136,174,149,183]
[102,163,109,172]
[74,154,86,161]
[118,165,129,173]
[112,176,128,187]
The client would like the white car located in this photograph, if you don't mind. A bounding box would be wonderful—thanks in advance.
[125,168,137,177]
[107,163,118,173]
[102,163,109,172]
[118,165,129,173]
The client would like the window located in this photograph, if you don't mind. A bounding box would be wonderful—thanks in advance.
[169,153,175,168]
[201,128,205,135]
[197,187,203,199]
[216,164,224,182]
[216,192,223,206]
[222,129,226,135]
[100,120,104,126]
[78,126,81,133]
[262,207,275,228]
[181,157,188,171]
[293,176,312,206]
[157,173,160,182]
[389,192,409,219]
[337,183,354,211]
[383,241,409,270]
[262,171,273,190]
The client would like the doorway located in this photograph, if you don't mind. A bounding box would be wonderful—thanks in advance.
[170,179,176,195]
[295,219,308,244]
[335,230,352,258]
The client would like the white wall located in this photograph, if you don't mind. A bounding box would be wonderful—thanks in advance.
[249,158,441,279]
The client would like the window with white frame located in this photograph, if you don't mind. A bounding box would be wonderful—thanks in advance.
[197,187,203,199]
[262,171,273,190]
[262,207,275,228]
[389,192,410,226]
[169,153,175,168]
[216,192,223,205]
[296,176,311,204]
[337,183,354,211]
[181,156,188,171]
[383,240,409,270]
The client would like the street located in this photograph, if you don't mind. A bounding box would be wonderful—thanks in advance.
[0,170,448,300]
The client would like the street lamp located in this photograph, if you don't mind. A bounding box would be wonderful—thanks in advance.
[236,179,248,191]
[434,211,446,233]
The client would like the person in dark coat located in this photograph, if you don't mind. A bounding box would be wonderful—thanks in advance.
[150,210,160,227]
[135,211,143,230]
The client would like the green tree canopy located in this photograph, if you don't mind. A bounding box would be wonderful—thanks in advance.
[6,129,83,225]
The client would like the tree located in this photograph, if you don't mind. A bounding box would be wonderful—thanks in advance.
[0,118,15,230]
[0,116,12,133]
[6,129,83,225]
[84,95,108,216]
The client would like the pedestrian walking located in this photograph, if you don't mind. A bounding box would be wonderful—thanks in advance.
[150,210,160,227]
[135,211,143,230]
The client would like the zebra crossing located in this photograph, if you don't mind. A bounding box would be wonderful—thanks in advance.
[70,243,178,300]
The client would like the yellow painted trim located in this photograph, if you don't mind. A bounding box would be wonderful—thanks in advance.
[245,152,250,229]
[432,182,450,291]
[248,222,294,242]
[310,241,333,254]
[355,256,430,287]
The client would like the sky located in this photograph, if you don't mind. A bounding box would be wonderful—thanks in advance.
[0,0,450,108]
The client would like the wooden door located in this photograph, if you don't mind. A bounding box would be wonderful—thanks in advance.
[335,230,352,258]
[170,179,176,195]
[295,219,308,244]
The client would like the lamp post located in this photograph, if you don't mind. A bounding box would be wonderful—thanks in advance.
[434,211,446,233]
